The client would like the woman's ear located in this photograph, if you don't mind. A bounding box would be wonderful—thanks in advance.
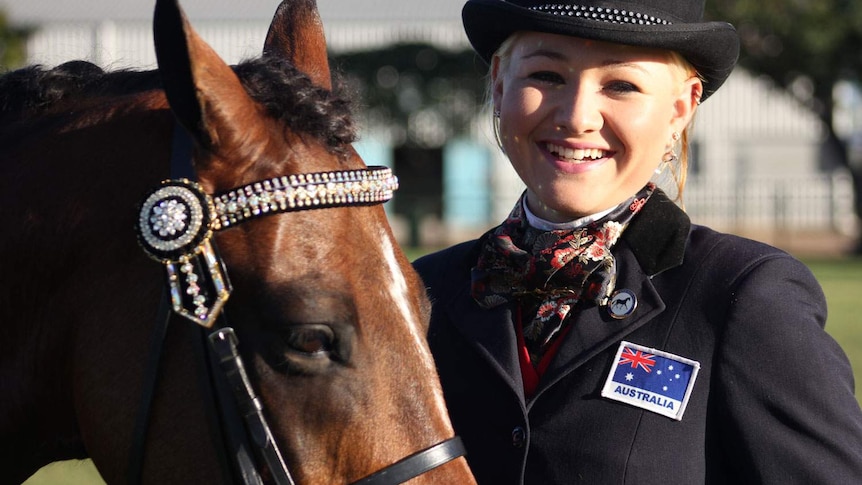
[491,55,504,114]
[672,76,702,131]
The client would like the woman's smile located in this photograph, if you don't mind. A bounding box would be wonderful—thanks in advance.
[542,142,613,174]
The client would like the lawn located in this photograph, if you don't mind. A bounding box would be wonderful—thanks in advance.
[20,256,862,484]
[804,257,862,403]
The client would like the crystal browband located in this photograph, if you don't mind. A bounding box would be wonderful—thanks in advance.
[135,165,398,327]
[530,4,672,25]
[212,165,398,229]
[138,165,398,262]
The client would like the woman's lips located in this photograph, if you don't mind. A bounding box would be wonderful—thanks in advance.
[543,142,611,173]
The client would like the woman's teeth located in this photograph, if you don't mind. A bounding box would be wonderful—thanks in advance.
[546,143,606,162]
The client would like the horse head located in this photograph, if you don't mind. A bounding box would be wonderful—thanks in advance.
[143,0,476,483]
[0,0,475,483]
[143,0,480,483]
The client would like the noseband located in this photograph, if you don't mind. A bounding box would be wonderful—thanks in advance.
[129,124,466,484]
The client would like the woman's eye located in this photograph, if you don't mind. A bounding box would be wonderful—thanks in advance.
[529,71,564,84]
[605,81,639,94]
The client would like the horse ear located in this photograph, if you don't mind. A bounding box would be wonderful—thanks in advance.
[263,0,332,90]
[153,0,265,154]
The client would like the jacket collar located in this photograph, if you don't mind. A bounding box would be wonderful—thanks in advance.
[621,189,691,276]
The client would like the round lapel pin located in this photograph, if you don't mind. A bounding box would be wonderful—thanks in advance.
[608,289,637,319]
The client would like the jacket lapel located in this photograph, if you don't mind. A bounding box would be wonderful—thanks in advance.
[432,240,526,400]
[534,244,665,398]
[443,290,526,400]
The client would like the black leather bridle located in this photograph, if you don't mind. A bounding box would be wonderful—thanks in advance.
[127,124,466,484]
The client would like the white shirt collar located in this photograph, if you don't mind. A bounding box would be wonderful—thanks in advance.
[523,199,618,231]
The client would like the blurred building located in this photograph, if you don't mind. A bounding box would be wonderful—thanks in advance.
[3,0,856,251]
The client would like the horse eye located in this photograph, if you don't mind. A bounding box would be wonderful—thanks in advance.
[263,322,353,375]
[284,325,334,355]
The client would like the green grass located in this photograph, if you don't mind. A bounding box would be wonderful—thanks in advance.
[803,257,862,403]
[22,460,104,485]
[21,256,862,484]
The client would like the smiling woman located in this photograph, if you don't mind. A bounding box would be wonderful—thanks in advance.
[413,1,862,484]
[0,0,476,483]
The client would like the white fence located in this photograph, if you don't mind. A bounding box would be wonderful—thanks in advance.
[685,171,858,235]
[22,19,468,70]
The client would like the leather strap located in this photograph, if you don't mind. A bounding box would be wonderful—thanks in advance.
[209,328,295,485]
[127,287,173,485]
[349,437,467,485]
[197,321,265,484]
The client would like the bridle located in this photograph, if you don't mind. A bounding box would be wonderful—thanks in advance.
[128,124,466,484]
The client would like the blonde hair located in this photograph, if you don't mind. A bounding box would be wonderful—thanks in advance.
[489,35,701,203]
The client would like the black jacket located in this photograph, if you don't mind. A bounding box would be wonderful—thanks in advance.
[414,193,862,484]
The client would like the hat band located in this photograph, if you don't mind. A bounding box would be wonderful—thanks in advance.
[529,4,672,25]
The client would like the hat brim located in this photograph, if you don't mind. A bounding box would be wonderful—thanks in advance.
[463,0,739,100]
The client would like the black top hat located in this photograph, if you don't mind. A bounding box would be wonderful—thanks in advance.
[462,0,739,101]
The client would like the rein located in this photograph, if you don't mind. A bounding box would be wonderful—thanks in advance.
[128,123,466,484]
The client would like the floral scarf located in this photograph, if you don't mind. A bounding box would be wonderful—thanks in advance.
[471,184,654,365]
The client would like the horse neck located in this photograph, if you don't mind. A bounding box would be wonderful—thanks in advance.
[0,94,177,480]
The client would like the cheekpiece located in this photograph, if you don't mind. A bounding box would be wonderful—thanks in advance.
[136,166,398,328]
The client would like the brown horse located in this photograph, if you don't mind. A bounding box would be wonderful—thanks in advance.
[0,0,476,484]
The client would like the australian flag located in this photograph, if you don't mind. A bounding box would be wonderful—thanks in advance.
[601,341,700,420]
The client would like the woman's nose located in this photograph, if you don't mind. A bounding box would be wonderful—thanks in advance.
[553,88,602,134]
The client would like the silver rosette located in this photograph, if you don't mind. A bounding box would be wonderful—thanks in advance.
[136,179,216,262]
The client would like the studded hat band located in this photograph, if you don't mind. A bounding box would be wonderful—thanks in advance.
[529,4,672,25]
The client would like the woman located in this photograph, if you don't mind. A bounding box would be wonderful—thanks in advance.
[413,0,862,483]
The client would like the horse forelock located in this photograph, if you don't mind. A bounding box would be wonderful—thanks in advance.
[234,57,357,153]
[0,57,357,153]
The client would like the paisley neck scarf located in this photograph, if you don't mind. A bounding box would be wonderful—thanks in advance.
[471,184,654,365]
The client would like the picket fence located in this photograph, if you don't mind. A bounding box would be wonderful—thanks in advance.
[684,172,857,234]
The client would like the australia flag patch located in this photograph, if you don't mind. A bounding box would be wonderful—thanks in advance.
[600,341,700,420]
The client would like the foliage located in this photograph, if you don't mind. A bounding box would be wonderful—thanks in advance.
[0,10,30,71]
[330,44,487,148]
[705,0,862,116]
[705,1,862,251]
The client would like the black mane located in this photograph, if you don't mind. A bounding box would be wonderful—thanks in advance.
[0,57,356,149]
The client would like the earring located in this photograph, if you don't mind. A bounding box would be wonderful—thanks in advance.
[660,132,680,171]
[492,109,504,153]
[662,147,679,165]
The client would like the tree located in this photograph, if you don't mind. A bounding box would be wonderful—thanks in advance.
[0,9,30,71]
[705,0,862,252]
[331,43,486,149]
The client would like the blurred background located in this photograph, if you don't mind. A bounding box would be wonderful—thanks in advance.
[1,0,860,483]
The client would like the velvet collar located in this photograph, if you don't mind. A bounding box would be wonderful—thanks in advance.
[620,189,691,276]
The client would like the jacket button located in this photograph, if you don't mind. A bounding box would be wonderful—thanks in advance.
[511,426,526,448]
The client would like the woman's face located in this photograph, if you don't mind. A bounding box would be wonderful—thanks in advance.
[492,32,700,221]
